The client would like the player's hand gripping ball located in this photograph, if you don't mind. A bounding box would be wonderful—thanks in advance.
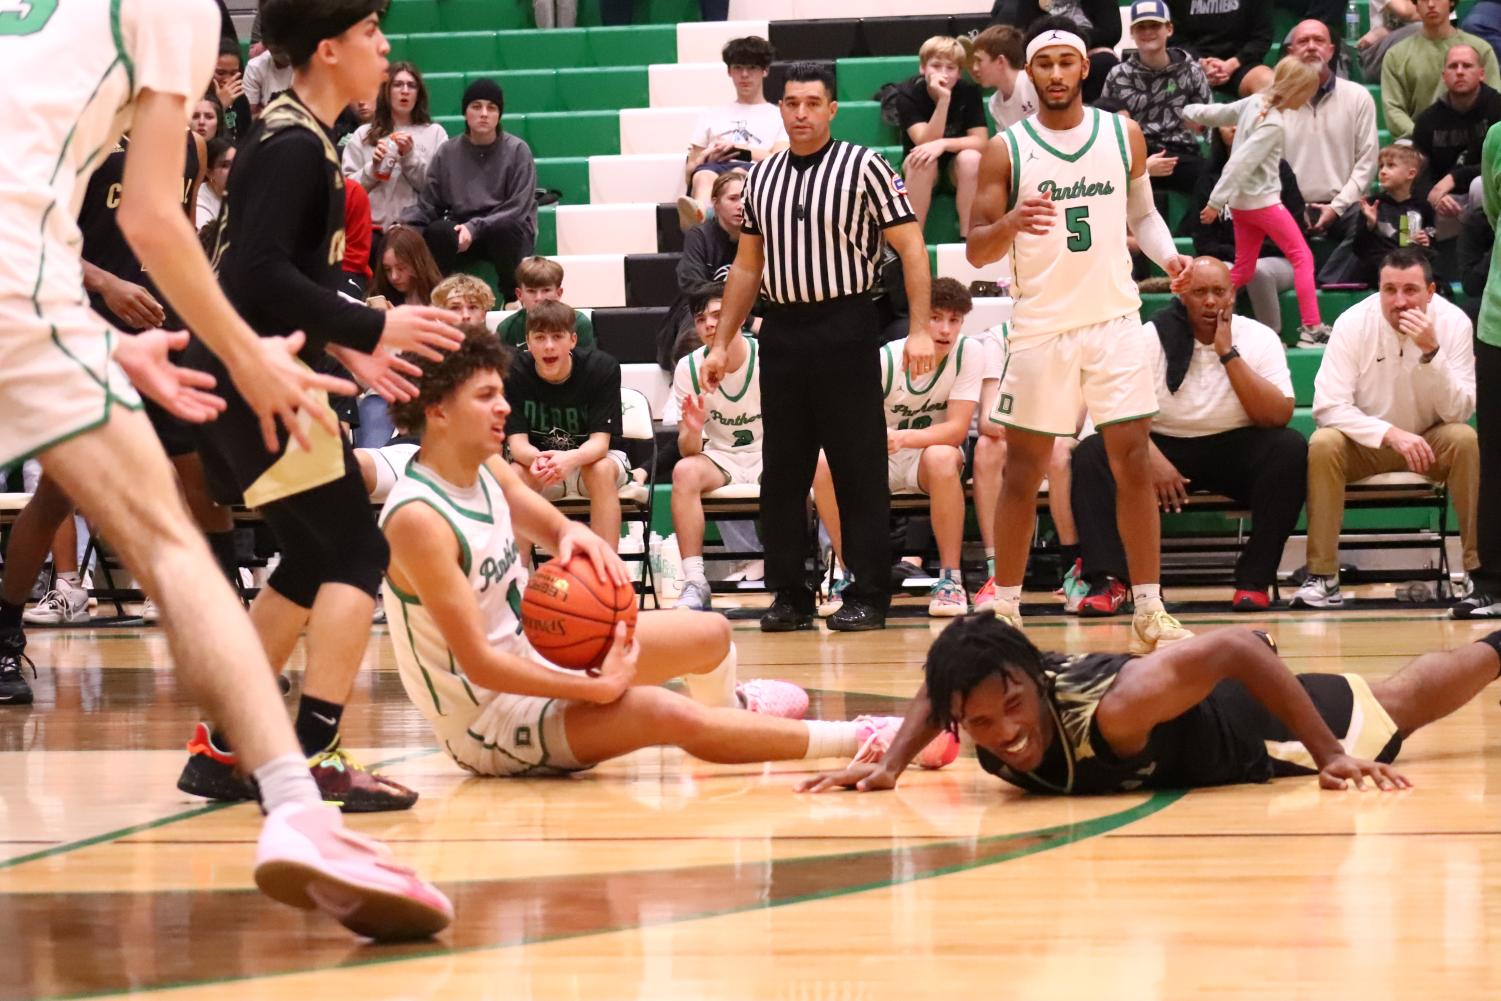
[521,554,638,670]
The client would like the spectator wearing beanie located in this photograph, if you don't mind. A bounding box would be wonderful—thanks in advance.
[402,77,537,302]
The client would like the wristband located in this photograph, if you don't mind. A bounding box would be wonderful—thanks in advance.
[1218,347,1240,365]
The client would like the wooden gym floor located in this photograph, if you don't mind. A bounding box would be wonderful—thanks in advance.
[3,600,1500,1000]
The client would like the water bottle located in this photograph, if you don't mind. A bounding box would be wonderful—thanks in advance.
[1396,581,1432,602]
[1345,0,1361,44]
[648,532,663,582]
[373,142,399,182]
[658,534,682,601]
[1398,211,1410,246]
[620,523,646,583]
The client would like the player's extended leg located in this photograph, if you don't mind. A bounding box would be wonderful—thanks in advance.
[950,149,982,238]
[992,428,1053,625]
[1369,633,1501,736]
[670,454,727,610]
[625,607,808,717]
[809,450,843,567]
[581,455,622,545]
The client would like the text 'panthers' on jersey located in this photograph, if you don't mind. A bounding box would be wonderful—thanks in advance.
[673,336,763,454]
[880,335,983,431]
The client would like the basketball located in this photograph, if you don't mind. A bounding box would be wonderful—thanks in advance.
[521,554,637,670]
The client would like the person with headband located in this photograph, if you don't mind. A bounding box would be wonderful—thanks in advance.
[964,16,1195,656]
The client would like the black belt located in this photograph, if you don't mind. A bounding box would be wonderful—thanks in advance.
[763,290,882,317]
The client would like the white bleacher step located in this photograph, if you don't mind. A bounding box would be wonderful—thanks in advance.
[484,306,594,333]
[935,242,1011,286]
[555,203,660,255]
[621,106,705,155]
[649,62,736,108]
[622,363,673,419]
[677,20,771,64]
[589,153,686,205]
[548,256,625,308]
[963,296,1012,337]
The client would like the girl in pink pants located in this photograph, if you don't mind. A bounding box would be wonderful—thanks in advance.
[1184,57,1329,346]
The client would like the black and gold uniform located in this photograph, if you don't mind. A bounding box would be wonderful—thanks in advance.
[188,90,388,608]
[977,653,1405,795]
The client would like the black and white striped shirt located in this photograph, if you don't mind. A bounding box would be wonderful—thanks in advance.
[741,139,916,304]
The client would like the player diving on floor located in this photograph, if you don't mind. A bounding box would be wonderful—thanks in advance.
[376,336,959,776]
[802,614,1501,795]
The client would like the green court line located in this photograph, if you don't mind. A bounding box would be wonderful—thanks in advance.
[731,611,1462,631]
[32,790,1184,1001]
[0,747,439,872]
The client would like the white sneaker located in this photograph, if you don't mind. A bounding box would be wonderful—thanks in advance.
[1290,575,1343,609]
[1128,609,1195,655]
[992,601,1024,631]
[255,800,452,941]
[139,598,160,623]
[23,584,90,625]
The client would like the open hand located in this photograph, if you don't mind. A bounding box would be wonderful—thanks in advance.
[329,345,422,403]
[1145,150,1178,177]
[1383,426,1436,474]
[114,329,226,424]
[681,392,708,435]
[557,520,631,588]
[1318,753,1411,791]
[796,761,900,794]
[378,304,463,361]
[231,332,358,453]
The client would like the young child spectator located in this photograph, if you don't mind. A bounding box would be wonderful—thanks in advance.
[505,300,628,546]
[342,62,448,239]
[1184,57,1328,346]
[495,257,597,350]
[212,41,252,140]
[678,36,786,229]
[815,278,983,622]
[431,273,497,331]
[661,171,747,368]
[1411,45,1501,224]
[670,284,761,611]
[1101,1,1213,197]
[191,94,224,140]
[1352,145,1436,286]
[243,46,293,117]
[891,36,988,237]
[403,78,537,301]
[195,137,234,233]
[969,25,1036,131]
[1169,0,1274,98]
[370,224,443,308]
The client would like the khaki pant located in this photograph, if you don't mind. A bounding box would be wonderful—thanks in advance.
[1306,424,1480,576]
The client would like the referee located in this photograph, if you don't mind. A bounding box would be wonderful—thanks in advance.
[702,61,935,632]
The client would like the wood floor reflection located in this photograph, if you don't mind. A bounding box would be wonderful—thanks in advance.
[3,610,1500,1001]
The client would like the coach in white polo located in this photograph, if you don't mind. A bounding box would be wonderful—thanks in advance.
[1296,247,1479,611]
[1070,258,1305,613]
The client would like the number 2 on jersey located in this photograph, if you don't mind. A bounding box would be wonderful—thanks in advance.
[1064,206,1092,253]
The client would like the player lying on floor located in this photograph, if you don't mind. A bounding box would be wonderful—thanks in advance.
[802,614,1501,795]
[377,336,959,776]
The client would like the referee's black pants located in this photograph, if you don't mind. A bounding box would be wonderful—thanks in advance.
[1071,426,1308,591]
[759,295,891,609]
[1473,338,1501,593]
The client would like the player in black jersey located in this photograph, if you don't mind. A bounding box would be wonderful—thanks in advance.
[179,0,462,813]
[802,615,1501,795]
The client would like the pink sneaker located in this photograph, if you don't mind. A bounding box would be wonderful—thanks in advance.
[737,678,810,719]
[973,576,998,613]
[254,801,453,942]
[850,715,960,770]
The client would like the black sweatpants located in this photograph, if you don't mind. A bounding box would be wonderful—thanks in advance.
[421,216,534,303]
[758,295,890,609]
[1474,338,1501,592]
[1071,426,1308,590]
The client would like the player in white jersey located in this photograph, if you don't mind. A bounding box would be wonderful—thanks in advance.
[379,336,961,775]
[0,0,450,939]
[814,279,983,622]
[669,285,763,611]
[965,17,1195,655]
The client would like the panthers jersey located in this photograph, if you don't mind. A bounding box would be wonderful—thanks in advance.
[880,335,983,431]
[1002,107,1140,346]
[673,336,763,454]
[379,457,528,757]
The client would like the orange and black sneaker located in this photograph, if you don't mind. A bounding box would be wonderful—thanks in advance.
[177,722,257,802]
[308,736,419,813]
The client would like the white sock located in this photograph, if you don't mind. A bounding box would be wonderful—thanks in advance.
[254,751,322,811]
[683,642,739,708]
[681,555,706,585]
[803,720,861,759]
[1132,583,1164,614]
[58,571,81,588]
[996,584,1022,612]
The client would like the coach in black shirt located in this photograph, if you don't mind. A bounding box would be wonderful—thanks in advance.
[701,62,934,633]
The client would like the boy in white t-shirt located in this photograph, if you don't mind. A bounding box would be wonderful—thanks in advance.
[971,25,1038,132]
[678,36,788,229]
[669,285,763,610]
[815,279,983,621]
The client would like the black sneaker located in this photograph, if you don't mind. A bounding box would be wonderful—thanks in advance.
[1451,592,1501,619]
[829,598,886,632]
[760,592,814,632]
[0,630,34,706]
[176,722,257,802]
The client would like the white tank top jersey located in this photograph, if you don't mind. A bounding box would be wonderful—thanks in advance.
[880,335,984,431]
[673,337,764,454]
[0,0,218,306]
[1002,106,1141,346]
[379,458,529,753]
